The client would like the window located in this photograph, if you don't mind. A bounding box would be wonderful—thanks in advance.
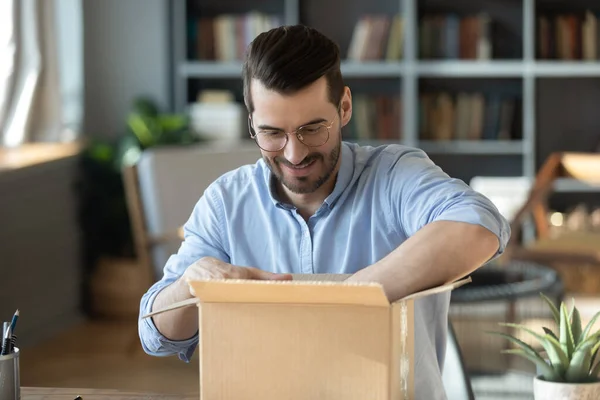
[0,0,82,147]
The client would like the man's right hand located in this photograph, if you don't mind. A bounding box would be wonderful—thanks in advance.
[150,256,292,341]
[180,256,293,297]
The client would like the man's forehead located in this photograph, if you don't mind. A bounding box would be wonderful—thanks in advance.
[250,77,329,104]
[251,79,332,121]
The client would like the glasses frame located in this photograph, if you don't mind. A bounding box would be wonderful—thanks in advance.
[248,112,338,152]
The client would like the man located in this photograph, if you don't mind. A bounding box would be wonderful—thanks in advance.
[139,25,510,399]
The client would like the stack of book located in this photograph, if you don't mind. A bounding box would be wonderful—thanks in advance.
[344,94,402,141]
[347,14,404,61]
[188,12,282,61]
[419,13,492,60]
[538,10,600,60]
[419,92,517,141]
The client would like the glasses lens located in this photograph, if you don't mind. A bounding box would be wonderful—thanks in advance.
[297,125,329,147]
[256,132,286,151]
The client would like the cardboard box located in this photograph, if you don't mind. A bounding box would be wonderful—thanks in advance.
[144,274,471,400]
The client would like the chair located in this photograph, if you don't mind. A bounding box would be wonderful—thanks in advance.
[122,142,262,280]
[503,152,600,295]
[505,151,600,264]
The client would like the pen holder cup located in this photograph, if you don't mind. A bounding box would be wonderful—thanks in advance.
[0,347,20,400]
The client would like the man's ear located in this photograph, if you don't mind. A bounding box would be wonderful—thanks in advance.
[340,86,352,128]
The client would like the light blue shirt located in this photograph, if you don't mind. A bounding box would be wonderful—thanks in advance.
[139,142,510,399]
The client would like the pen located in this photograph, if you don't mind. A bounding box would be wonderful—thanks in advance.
[10,334,16,353]
[1,325,11,355]
[2,322,7,342]
[9,309,19,334]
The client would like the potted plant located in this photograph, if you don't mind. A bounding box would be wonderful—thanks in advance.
[490,294,600,399]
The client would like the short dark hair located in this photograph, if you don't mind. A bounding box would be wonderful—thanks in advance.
[242,25,344,114]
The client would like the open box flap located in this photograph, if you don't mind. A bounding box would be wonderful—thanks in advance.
[394,276,472,303]
[142,297,198,319]
[142,278,388,319]
[142,275,472,319]
[187,279,390,307]
[142,274,357,319]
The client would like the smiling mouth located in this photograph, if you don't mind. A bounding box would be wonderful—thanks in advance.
[288,160,316,169]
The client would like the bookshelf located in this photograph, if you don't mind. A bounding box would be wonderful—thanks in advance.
[170,0,600,195]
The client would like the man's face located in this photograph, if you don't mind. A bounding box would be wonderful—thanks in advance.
[249,77,349,195]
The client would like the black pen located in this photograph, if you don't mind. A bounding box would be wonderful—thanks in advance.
[1,325,11,355]
[10,334,16,353]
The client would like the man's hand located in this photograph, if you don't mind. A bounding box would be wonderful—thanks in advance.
[151,257,292,341]
[181,256,292,296]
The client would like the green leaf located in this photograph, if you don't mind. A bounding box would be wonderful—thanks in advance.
[157,115,187,132]
[591,358,600,378]
[544,333,571,377]
[581,311,600,343]
[89,143,114,162]
[560,303,575,358]
[500,323,569,376]
[127,114,155,147]
[543,327,558,342]
[132,97,158,117]
[572,306,583,347]
[541,293,560,325]
[488,331,544,359]
[566,340,595,382]
[590,341,600,370]
[501,349,561,382]
[576,330,600,353]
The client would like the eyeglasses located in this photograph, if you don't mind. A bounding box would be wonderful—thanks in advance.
[248,113,337,152]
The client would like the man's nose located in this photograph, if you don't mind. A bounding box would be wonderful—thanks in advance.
[283,133,309,165]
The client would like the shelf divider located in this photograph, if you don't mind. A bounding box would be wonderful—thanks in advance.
[418,140,525,155]
[402,0,418,148]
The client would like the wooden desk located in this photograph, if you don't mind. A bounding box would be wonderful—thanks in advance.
[22,387,197,399]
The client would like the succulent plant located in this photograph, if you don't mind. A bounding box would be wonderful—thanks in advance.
[490,293,600,383]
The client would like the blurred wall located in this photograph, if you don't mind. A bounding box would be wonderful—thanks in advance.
[83,0,171,138]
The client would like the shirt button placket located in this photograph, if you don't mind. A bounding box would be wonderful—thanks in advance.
[295,212,314,274]
[301,224,313,274]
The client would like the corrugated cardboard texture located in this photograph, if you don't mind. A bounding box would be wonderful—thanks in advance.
[392,301,415,399]
[291,273,351,281]
[188,278,389,307]
[199,302,392,400]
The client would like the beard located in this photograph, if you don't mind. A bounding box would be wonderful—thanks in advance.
[264,136,341,195]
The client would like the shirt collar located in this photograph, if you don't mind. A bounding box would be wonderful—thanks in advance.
[263,142,354,210]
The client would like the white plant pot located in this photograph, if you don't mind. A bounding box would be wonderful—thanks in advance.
[533,376,600,400]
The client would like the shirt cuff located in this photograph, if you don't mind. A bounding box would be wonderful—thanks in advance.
[139,284,199,362]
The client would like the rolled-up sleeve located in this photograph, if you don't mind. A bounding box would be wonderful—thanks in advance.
[139,280,199,362]
[138,184,230,362]
[387,147,511,258]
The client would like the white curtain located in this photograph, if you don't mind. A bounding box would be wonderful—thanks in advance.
[0,0,83,147]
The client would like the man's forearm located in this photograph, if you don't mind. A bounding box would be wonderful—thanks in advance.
[151,278,199,341]
[347,221,500,302]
